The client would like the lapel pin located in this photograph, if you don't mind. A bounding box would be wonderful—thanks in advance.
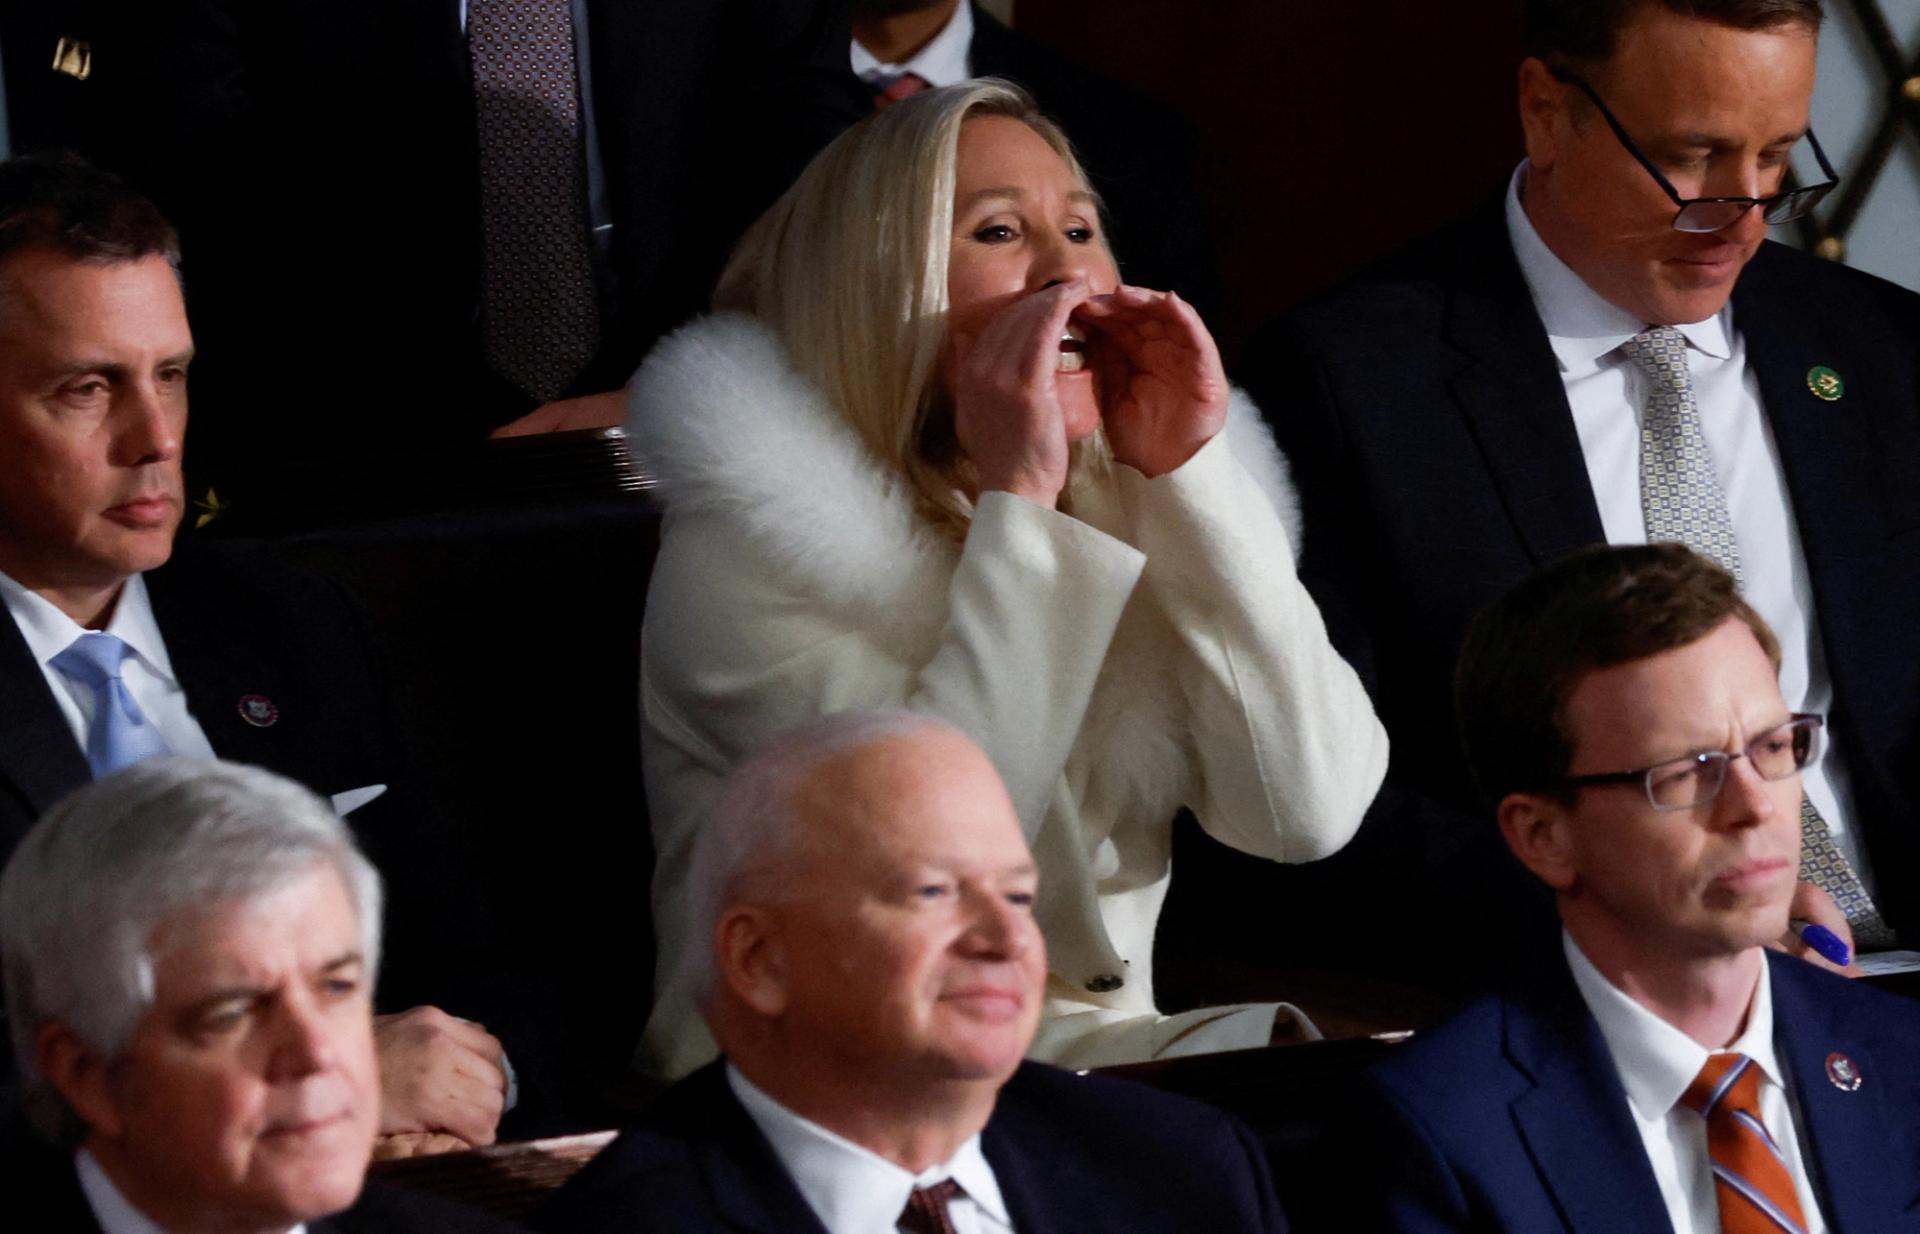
[236,694,280,728]
[51,38,91,81]
[1825,1051,1862,1092]
[1806,366,1844,402]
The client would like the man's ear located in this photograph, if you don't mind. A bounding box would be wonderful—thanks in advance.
[715,905,789,1018]
[1498,791,1579,892]
[1517,57,1571,173]
[36,1020,120,1139]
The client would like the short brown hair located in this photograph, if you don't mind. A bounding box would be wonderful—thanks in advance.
[1454,544,1781,805]
[0,152,179,270]
[1523,0,1823,66]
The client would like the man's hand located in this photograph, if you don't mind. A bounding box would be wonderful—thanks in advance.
[374,1006,507,1146]
[489,389,628,438]
[1773,880,1863,976]
[371,1132,475,1161]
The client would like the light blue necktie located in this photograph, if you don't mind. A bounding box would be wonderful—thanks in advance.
[50,632,173,777]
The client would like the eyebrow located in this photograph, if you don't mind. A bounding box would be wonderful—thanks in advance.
[1664,128,1809,152]
[44,348,196,380]
[179,951,364,1010]
[958,186,1099,211]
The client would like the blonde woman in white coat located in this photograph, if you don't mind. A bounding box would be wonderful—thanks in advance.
[630,80,1389,1084]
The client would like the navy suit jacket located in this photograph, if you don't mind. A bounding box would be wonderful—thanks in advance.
[1243,202,1920,972]
[534,1059,1288,1233]
[1347,950,1920,1232]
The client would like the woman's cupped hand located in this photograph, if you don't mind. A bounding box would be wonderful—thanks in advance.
[951,279,1228,508]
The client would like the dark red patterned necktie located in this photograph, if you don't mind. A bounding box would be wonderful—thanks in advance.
[873,71,931,110]
[898,1178,964,1234]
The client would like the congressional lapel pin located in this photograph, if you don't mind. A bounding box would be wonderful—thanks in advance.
[1807,365,1844,402]
[236,694,280,728]
[51,38,92,81]
[1825,1051,1863,1092]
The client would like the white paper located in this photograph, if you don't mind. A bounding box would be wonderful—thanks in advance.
[330,784,387,817]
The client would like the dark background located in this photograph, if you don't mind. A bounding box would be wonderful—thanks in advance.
[1016,0,1527,353]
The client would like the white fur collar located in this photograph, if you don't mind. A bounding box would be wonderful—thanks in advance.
[626,313,1301,635]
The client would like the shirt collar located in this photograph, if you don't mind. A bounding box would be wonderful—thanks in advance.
[727,1063,1010,1233]
[0,571,179,687]
[1504,162,1733,370]
[77,1150,306,1234]
[1564,931,1783,1125]
[851,0,974,88]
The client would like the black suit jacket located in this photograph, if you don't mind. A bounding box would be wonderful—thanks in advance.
[9,1139,533,1234]
[1337,950,1920,1232]
[1242,202,1920,971]
[966,4,1222,323]
[31,0,865,476]
[0,541,553,1117]
[534,1059,1288,1233]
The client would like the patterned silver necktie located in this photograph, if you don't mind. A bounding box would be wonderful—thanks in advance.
[470,0,601,403]
[1621,327,1744,585]
[1623,327,1895,950]
[1799,797,1896,949]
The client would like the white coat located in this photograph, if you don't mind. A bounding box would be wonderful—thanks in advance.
[630,313,1389,1080]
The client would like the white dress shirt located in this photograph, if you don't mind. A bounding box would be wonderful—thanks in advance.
[77,1150,306,1234]
[0,571,218,764]
[1505,164,1870,891]
[851,0,974,89]
[727,1064,1016,1234]
[1564,935,1828,1234]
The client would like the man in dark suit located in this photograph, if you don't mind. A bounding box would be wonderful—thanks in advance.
[1,760,529,1233]
[536,709,1288,1234]
[7,0,867,476]
[1348,544,1920,1232]
[0,154,521,1155]
[1246,0,1920,975]
[849,0,1221,321]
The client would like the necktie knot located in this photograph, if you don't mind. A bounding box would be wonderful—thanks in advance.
[51,631,135,688]
[874,71,931,109]
[899,1178,965,1234]
[50,631,171,778]
[1621,325,1691,385]
[1683,1051,1759,1118]
[1682,1052,1811,1234]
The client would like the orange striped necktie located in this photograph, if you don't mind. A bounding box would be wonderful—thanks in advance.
[1681,1052,1810,1234]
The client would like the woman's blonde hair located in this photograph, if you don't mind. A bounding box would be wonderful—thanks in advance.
[715,79,1111,539]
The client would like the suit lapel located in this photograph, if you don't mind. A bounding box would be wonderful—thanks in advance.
[1733,247,1920,910]
[979,1079,1060,1234]
[1442,207,1607,568]
[1506,964,1676,1234]
[0,603,91,825]
[1769,955,1920,1230]
[689,1065,834,1234]
[143,557,316,784]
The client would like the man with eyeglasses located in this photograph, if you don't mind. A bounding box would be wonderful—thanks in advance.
[1245,0,1920,986]
[1342,543,1920,1233]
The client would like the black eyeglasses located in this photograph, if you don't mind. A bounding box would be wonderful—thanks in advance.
[1547,67,1839,234]
[1561,714,1824,811]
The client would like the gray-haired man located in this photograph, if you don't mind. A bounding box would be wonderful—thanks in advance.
[540,709,1289,1234]
[1,758,525,1234]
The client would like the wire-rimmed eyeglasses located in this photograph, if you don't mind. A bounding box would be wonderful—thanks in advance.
[1547,66,1839,235]
[1560,714,1824,811]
